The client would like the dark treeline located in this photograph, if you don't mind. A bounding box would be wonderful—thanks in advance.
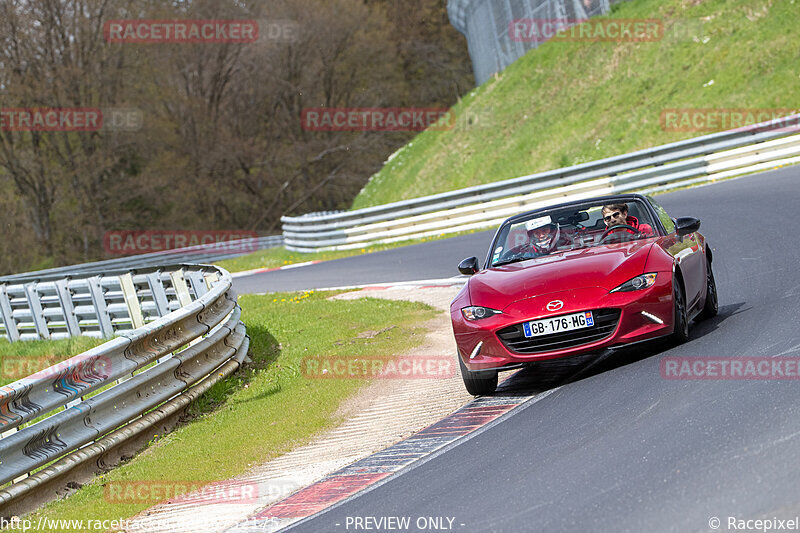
[0,0,473,274]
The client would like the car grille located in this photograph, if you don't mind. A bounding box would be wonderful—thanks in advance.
[496,309,621,354]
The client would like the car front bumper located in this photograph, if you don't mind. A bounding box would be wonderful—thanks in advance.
[452,276,674,371]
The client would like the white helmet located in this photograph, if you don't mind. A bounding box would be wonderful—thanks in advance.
[529,223,559,251]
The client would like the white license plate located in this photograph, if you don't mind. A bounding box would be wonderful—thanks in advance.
[523,311,594,337]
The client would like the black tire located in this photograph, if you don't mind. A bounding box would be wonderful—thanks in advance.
[671,275,690,344]
[458,355,497,396]
[695,259,718,321]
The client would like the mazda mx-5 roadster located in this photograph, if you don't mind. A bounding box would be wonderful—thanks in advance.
[451,193,717,395]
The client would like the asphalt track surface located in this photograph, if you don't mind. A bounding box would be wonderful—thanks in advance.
[232,230,492,294]
[261,166,800,533]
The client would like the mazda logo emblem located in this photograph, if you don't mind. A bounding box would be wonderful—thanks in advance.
[546,300,564,312]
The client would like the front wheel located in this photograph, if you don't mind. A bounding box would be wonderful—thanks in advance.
[695,259,718,321]
[671,276,690,344]
[458,356,497,396]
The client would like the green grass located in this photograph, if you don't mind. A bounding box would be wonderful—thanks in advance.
[26,291,437,531]
[351,0,799,209]
[215,228,484,273]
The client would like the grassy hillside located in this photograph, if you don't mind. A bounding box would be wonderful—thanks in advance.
[351,0,798,209]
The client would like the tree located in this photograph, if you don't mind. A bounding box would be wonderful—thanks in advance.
[0,0,144,262]
[0,0,473,273]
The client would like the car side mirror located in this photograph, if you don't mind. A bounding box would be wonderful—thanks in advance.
[458,256,479,275]
[675,217,701,236]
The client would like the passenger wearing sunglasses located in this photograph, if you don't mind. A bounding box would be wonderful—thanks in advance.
[601,203,654,237]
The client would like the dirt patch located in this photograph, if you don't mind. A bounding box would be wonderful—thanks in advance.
[355,325,397,339]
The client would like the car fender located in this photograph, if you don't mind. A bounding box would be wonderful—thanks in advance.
[643,240,676,275]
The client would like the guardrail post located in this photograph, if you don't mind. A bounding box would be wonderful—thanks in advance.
[54,278,81,337]
[169,269,193,308]
[185,271,209,299]
[119,273,145,330]
[86,276,114,338]
[0,284,20,341]
[145,272,170,318]
[118,272,147,372]
[168,269,202,347]
[204,272,219,289]
[23,282,49,340]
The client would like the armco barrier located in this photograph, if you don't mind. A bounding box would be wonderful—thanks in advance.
[0,264,248,515]
[282,114,800,252]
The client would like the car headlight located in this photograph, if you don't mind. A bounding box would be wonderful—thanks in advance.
[462,306,502,320]
[610,273,658,293]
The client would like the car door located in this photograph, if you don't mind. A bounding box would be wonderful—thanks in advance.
[647,197,705,309]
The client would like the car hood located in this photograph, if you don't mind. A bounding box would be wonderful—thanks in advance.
[469,241,654,310]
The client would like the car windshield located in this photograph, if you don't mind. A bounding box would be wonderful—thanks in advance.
[489,198,660,267]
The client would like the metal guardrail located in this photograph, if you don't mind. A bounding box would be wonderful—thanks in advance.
[282,114,800,252]
[0,235,283,283]
[0,264,248,513]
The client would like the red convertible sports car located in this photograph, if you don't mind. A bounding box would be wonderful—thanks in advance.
[451,193,717,395]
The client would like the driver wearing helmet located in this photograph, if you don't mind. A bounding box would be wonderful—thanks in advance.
[526,218,572,254]
[601,203,654,237]
[528,223,559,254]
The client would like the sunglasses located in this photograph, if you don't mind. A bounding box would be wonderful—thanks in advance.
[603,211,623,222]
